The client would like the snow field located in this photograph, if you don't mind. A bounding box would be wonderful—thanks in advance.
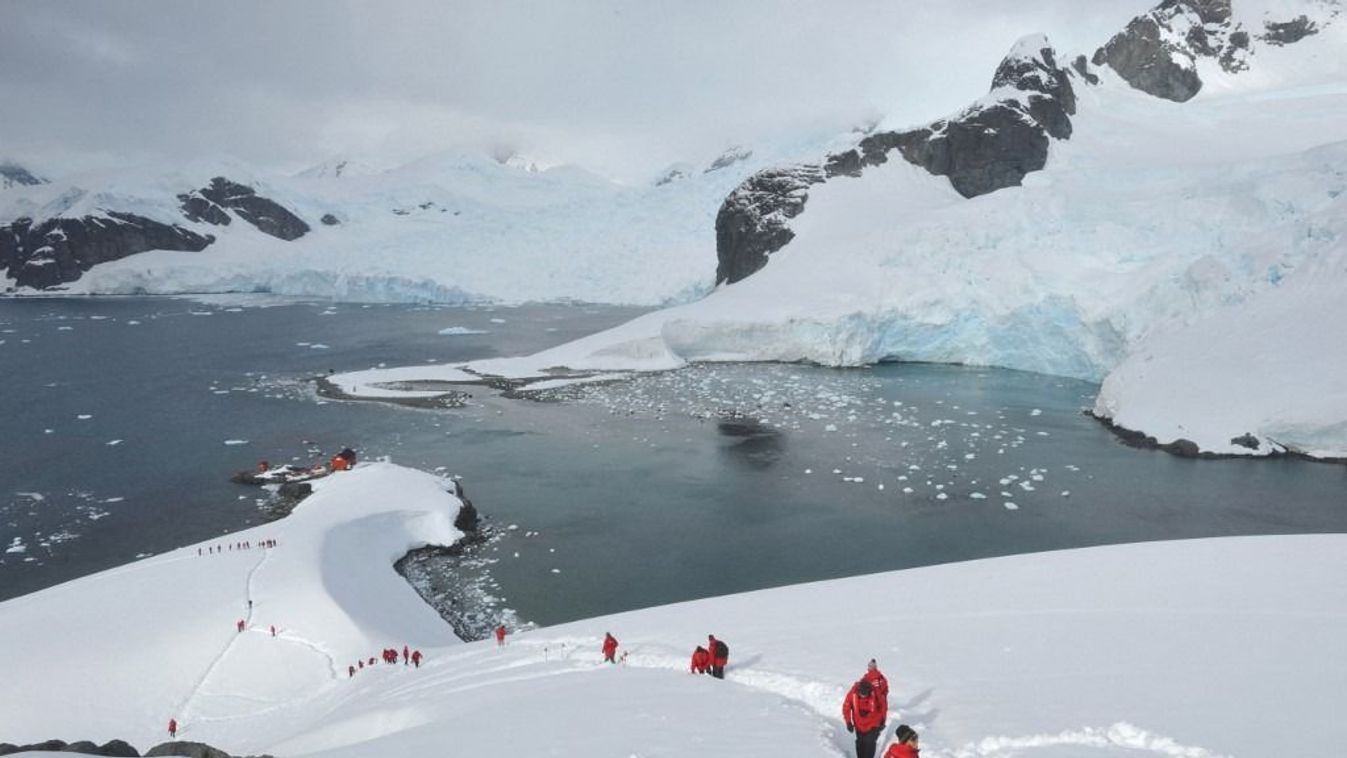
[2,464,1344,757]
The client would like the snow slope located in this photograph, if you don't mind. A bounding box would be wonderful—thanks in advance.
[0,464,1343,757]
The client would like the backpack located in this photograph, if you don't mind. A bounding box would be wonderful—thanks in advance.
[714,640,728,658]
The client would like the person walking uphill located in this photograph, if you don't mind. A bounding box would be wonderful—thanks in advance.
[495,624,507,647]
[882,725,920,758]
[707,634,729,679]
[602,632,619,664]
[167,718,177,738]
[842,678,888,758]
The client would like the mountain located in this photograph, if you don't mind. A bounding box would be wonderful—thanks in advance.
[0,160,47,189]
[325,0,1347,460]
[294,157,379,180]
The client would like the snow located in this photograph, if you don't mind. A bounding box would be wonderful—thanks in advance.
[0,463,1343,757]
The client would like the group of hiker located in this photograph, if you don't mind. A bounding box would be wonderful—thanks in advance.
[842,658,921,758]
[348,645,423,678]
[198,538,277,557]
[688,634,730,679]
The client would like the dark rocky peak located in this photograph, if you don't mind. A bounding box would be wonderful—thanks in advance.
[1087,0,1339,101]
[177,176,309,241]
[0,160,48,188]
[705,146,753,173]
[1261,14,1320,45]
[655,164,693,186]
[991,34,1077,110]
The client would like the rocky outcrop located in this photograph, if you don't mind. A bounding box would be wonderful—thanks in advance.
[0,738,140,756]
[1092,0,1333,101]
[715,36,1075,284]
[176,177,309,241]
[705,146,753,174]
[714,164,826,285]
[1261,15,1319,46]
[320,213,340,226]
[1,161,47,188]
[0,212,214,289]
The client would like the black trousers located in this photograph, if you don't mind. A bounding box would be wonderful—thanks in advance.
[711,664,725,679]
[854,726,881,758]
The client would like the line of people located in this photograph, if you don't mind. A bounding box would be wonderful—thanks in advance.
[348,645,423,678]
[842,658,920,758]
[197,538,277,557]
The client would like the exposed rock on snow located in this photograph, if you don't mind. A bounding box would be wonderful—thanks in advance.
[177,177,310,241]
[0,212,214,289]
[713,164,826,285]
[1261,14,1320,45]
[0,160,47,189]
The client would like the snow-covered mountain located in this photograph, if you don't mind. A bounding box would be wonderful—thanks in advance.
[0,160,47,189]
[5,0,1347,458]
[2,463,1343,757]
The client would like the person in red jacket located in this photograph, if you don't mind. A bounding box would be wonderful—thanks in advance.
[842,678,888,758]
[330,454,350,472]
[863,658,890,704]
[411,649,423,668]
[602,632,619,663]
[495,624,507,646]
[882,724,919,758]
[689,645,710,674]
[707,634,729,679]
[403,645,410,665]
[168,718,177,738]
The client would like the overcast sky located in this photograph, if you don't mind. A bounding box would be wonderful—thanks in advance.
[0,1,1152,181]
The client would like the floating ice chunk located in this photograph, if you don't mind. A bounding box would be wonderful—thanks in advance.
[490,318,508,324]
[970,492,987,499]
[223,439,249,446]
[106,439,123,446]
[1030,409,1042,416]
[309,344,330,350]
[936,492,949,500]
[550,568,561,574]
[1061,491,1071,497]
[902,487,914,493]
[1004,502,1019,510]
[439,326,489,335]
[76,414,92,420]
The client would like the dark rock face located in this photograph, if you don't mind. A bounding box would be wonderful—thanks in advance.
[1088,0,1337,101]
[714,37,1075,284]
[177,177,309,241]
[1230,433,1261,450]
[1093,13,1205,101]
[1261,15,1318,46]
[713,164,825,285]
[0,213,215,289]
[1,161,47,188]
[144,741,231,758]
[320,213,340,226]
[0,739,140,756]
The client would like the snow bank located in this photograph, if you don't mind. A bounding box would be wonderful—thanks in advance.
[1,463,1344,757]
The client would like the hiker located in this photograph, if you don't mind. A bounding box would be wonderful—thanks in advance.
[403,645,410,665]
[358,660,364,669]
[689,645,710,674]
[270,625,276,637]
[882,725,920,758]
[330,453,350,472]
[863,658,890,703]
[348,665,356,678]
[602,632,619,664]
[168,718,177,738]
[236,619,245,633]
[842,678,888,758]
[495,624,507,646]
[339,447,357,467]
[707,634,729,679]
[411,649,423,668]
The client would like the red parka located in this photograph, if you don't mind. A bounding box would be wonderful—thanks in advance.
[708,635,728,666]
[863,667,890,702]
[842,680,887,733]
[690,646,710,673]
[602,633,619,659]
[883,743,918,758]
